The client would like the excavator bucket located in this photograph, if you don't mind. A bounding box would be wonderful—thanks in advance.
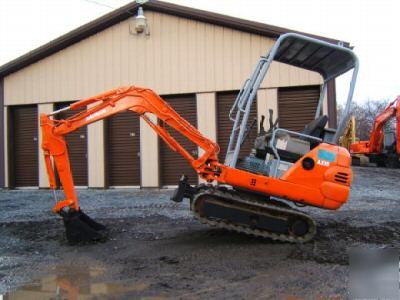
[60,209,107,244]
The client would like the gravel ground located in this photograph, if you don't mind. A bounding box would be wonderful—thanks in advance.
[1,166,400,299]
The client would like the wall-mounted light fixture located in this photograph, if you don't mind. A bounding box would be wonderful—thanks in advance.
[130,3,150,35]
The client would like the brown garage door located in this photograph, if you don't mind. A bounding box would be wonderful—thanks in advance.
[9,105,38,187]
[106,111,141,186]
[160,94,198,186]
[278,86,320,132]
[55,102,88,186]
[217,92,258,162]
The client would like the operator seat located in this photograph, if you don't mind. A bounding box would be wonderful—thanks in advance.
[301,115,329,148]
[302,115,329,139]
[254,115,329,163]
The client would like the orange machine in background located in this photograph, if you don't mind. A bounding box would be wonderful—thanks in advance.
[350,96,400,168]
[40,33,359,244]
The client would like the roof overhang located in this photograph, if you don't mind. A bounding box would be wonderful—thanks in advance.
[0,0,351,78]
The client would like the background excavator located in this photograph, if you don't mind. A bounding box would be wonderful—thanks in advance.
[339,115,357,150]
[339,116,368,166]
[41,33,359,244]
[350,96,400,168]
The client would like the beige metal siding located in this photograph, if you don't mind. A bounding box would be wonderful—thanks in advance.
[140,115,159,187]
[4,11,322,105]
[38,103,53,188]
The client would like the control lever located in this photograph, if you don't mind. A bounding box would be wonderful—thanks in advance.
[268,109,279,133]
[259,115,266,134]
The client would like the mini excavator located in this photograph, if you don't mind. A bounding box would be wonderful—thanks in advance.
[350,96,400,168]
[40,33,359,244]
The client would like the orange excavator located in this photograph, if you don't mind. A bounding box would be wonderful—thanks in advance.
[40,33,359,244]
[350,96,400,168]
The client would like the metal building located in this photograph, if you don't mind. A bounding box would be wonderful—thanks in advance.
[0,0,345,189]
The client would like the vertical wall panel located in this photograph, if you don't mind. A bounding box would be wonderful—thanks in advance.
[106,111,141,186]
[88,103,105,188]
[159,94,197,186]
[9,105,38,187]
[38,103,53,188]
[140,115,159,187]
[3,106,8,187]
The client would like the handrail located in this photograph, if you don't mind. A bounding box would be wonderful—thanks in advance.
[268,128,322,177]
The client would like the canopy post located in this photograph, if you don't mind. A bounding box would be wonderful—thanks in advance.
[315,82,327,118]
[333,60,359,143]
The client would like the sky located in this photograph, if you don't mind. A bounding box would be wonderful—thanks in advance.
[0,0,399,104]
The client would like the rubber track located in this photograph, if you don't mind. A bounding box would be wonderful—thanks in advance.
[191,187,316,243]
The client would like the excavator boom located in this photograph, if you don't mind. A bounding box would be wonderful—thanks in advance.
[350,96,400,167]
[41,33,358,244]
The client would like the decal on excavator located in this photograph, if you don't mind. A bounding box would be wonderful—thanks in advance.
[317,159,330,167]
[85,108,107,121]
[317,149,336,162]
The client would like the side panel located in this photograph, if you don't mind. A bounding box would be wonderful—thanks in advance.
[55,102,88,186]
[105,111,141,186]
[159,94,198,186]
[9,105,38,187]
[216,91,258,162]
[278,85,321,132]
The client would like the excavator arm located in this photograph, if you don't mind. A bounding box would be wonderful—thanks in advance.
[368,96,400,154]
[351,96,400,155]
[41,86,220,214]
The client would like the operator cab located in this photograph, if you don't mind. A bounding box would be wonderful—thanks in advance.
[224,33,358,178]
[254,113,331,162]
[238,113,335,176]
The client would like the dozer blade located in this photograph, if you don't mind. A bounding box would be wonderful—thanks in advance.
[60,209,107,245]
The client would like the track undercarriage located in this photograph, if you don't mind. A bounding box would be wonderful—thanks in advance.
[172,178,316,243]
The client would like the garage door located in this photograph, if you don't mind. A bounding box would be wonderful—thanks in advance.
[160,94,198,186]
[106,111,141,186]
[278,86,320,132]
[55,102,88,186]
[9,105,38,187]
[217,92,258,162]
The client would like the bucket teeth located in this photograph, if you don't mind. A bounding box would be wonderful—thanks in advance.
[61,209,107,245]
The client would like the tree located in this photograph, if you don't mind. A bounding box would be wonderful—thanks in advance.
[338,99,391,141]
